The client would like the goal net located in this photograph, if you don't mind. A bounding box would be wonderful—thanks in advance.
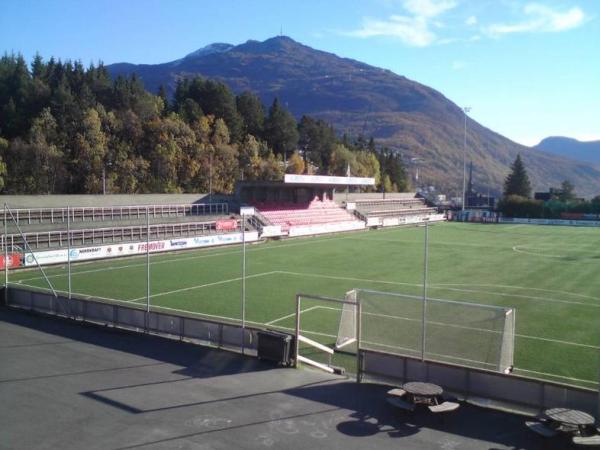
[338,288,515,373]
[335,290,357,350]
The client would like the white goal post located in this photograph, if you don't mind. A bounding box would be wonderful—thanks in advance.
[335,290,357,350]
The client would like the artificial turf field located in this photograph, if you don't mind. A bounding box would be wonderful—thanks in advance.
[8,222,600,388]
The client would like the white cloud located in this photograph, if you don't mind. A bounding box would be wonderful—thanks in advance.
[486,3,585,36]
[344,0,457,47]
[465,15,477,26]
[403,0,457,18]
[348,15,435,46]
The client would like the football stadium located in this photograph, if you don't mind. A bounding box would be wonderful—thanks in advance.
[2,177,600,448]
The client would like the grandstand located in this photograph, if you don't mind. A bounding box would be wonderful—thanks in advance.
[239,175,442,237]
[2,178,444,257]
[2,203,240,251]
[253,198,360,232]
[349,194,443,227]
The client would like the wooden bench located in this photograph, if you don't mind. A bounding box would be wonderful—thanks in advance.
[386,397,415,411]
[573,435,600,447]
[428,401,460,413]
[526,421,559,438]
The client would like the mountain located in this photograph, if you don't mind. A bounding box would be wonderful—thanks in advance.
[107,36,600,197]
[535,137,600,166]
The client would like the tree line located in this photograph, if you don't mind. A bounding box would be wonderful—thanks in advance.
[0,53,410,194]
[499,154,600,218]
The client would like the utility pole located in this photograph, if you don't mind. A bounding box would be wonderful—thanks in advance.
[462,107,471,212]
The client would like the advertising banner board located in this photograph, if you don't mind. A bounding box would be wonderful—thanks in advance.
[24,232,259,266]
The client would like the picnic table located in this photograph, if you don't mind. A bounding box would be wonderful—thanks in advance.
[543,408,595,435]
[386,381,459,415]
[402,381,443,405]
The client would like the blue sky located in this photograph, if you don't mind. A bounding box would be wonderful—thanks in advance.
[1,0,598,146]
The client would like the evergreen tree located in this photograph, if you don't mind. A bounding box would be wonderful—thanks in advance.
[503,154,531,198]
[188,78,243,142]
[0,137,7,191]
[264,98,298,161]
[236,91,265,138]
[559,180,576,202]
[298,115,336,172]
[157,84,169,114]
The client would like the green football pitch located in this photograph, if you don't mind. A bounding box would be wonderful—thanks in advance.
[8,222,600,388]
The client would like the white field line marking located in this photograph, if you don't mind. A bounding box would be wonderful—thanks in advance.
[501,224,523,231]
[129,271,278,302]
[516,334,600,350]
[276,270,600,308]
[347,236,506,250]
[514,368,599,385]
[314,304,502,335]
[277,270,419,288]
[434,283,600,302]
[430,285,600,308]
[512,245,563,259]
[14,231,369,284]
[265,306,320,326]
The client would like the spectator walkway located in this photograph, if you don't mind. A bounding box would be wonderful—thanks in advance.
[0,307,555,450]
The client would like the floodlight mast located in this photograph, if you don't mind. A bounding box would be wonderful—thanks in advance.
[420,217,430,361]
[462,107,471,212]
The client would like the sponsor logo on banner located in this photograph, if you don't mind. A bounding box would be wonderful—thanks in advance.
[80,247,101,254]
[24,232,260,266]
[24,250,68,266]
[193,237,214,245]
[500,217,600,227]
[137,242,166,252]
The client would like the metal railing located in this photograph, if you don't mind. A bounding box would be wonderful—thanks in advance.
[361,207,437,218]
[1,203,229,226]
[2,220,237,250]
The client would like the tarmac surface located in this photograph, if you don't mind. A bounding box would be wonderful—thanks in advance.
[0,307,564,449]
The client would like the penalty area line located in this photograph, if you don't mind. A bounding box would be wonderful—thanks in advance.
[129,271,279,303]
[275,271,600,308]
[265,305,321,326]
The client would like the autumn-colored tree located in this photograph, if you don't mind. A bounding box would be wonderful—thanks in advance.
[286,151,305,174]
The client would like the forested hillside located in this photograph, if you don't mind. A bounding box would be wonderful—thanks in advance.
[0,54,408,194]
[108,36,600,197]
